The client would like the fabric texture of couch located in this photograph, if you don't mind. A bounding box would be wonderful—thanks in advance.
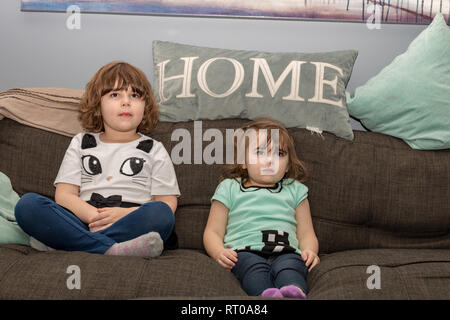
[0,93,449,299]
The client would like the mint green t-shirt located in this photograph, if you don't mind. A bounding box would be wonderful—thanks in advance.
[211,178,308,255]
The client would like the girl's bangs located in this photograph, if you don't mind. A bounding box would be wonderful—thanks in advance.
[99,66,147,98]
[247,127,289,153]
[268,130,289,153]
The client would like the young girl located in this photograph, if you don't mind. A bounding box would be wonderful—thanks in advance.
[203,119,319,298]
[15,61,180,257]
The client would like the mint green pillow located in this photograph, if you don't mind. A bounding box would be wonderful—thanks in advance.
[347,13,450,150]
[153,41,358,140]
[0,172,30,245]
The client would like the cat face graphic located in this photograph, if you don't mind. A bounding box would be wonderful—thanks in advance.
[81,154,102,175]
[81,155,145,176]
[80,133,153,187]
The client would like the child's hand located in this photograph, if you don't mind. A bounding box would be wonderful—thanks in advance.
[301,249,320,272]
[216,248,238,271]
[89,207,136,232]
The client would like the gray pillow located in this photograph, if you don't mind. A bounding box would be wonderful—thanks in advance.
[153,40,357,140]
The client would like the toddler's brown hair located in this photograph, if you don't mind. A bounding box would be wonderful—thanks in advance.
[221,118,308,184]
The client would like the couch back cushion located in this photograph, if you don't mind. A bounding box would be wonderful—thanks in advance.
[0,118,70,198]
[1,118,449,253]
[292,128,450,253]
[147,119,450,253]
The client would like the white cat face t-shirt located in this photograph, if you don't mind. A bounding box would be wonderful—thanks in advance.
[54,132,180,205]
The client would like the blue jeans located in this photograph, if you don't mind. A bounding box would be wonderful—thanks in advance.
[231,251,309,296]
[14,193,174,254]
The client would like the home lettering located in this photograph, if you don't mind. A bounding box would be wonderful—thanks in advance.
[157,57,344,107]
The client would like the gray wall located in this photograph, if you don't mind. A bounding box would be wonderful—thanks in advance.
[0,1,427,130]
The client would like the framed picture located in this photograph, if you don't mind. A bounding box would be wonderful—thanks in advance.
[21,0,450,25]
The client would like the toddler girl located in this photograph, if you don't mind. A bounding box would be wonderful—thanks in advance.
[203,119,319,298]
[15,61,180,257]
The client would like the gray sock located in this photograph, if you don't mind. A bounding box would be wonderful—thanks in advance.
[105,232,163,257]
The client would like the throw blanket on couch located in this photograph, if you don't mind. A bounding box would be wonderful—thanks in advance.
[0,88,83,137]
[0,171,30,245]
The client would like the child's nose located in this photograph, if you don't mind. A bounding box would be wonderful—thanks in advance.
[260,155,272,165]
[121,95,131,105]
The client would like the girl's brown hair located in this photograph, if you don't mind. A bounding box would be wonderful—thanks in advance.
[221,118,308,185]
[79,61,159,134]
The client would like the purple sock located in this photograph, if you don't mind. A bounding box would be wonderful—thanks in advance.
[261,288,283,298]
[280,285,307,299]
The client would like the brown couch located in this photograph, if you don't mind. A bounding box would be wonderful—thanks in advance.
[1,104,450,299]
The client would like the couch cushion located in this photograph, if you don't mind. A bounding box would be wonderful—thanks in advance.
[151,119,450,253]
[2,118,450,253]
[0,244,245,299]
[307,249,450,299]
[293,128,450,253]
[0,118,71,198]
[174,205,210,250]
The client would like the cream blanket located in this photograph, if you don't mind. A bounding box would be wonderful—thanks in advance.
[0,88,84,137]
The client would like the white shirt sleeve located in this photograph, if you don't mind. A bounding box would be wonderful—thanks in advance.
[54,133,82,187]
[150,141,181,197]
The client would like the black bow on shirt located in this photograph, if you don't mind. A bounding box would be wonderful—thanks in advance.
[88,193,122,208]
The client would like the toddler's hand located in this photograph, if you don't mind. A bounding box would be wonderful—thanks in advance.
[216,248,238,271]
[301,249,320,272]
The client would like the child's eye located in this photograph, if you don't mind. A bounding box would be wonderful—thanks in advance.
[110,92,119,98]
[279,151,287,157]
[255,150,265,156]
[131,93,141,99]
